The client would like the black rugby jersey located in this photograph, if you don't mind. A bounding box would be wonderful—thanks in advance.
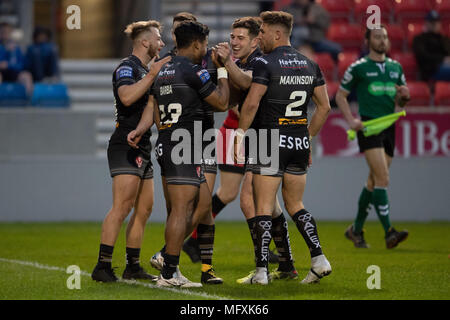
[151,55,216,134]
[200,49,217,129]
[236,47,263,111]
[251,46,325,129]
[112,55,152,138]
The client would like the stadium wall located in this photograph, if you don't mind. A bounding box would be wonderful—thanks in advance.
[0,109,449,222]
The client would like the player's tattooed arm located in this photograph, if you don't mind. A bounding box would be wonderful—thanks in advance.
[216,43,253,90]
[127,96,156,149]
[335,88,364,131]
[203,75,230,112]
[118,56,171,107]
[309,84,331,138]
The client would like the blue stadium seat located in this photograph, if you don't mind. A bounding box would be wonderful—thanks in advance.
[0,83,28,107]
[31,83,70,108]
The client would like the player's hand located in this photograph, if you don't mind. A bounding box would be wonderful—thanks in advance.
[216,42,232,65]
[127,130,142,149]
[149,56,172,77]
[233,130,246,164]
[395,84,410,106]
[349,118,364,131]
[211,48,225,68]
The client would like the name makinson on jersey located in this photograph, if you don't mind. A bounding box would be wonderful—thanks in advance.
[279,75,315,85]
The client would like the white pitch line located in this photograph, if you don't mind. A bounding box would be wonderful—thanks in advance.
[0,257,231,300]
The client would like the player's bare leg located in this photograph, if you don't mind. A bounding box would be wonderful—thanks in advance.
[249,174,282,284]
[123,178,157,281]
[93,174,140,282]
[282,173,331,284]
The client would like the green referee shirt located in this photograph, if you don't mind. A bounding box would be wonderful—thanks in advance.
[340,56,407,119]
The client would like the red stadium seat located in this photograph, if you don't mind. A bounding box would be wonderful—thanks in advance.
[395,0,433,24]
[328,23,364,51]
[386,24,405,51]
[313,53,336,82]
[405,81,431,106]
[434,81,450,106]
[316,0,353,21]
[405,22,425,48]
[436,0,450,19]
[326,81,340,99]
[354,0,393,23]
[390,52,418,81]
[337,51,359,79]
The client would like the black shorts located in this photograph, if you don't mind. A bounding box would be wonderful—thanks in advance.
[107,128,153,179]
[252,126,310,177]
[357,116,396,157]
[156,133,206,187]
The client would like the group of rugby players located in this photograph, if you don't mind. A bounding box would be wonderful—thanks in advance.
[91,10,334,288]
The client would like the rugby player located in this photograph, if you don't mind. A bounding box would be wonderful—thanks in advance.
[182,17,289,276]
[91,20,170,283]
[235,11,332,284]
[336,26,410,249]
[128,21,229,287]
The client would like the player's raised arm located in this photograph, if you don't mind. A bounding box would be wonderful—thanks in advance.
[203,50,230,112]
[216,42,253,90]
[118,56,171,107]
[127,95,155,148]
[309,84,331,138]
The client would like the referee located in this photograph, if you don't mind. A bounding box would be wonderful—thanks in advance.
[91,20,170,282]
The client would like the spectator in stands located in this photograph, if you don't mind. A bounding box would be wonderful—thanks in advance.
[25,26,60,83]
[282,0,342,62]
[413,11,450,82]
[0,22,33,94]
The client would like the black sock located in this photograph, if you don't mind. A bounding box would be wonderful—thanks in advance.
[160,245,166,254]
[254,215,272,268]
[271,214,295,272]
[197,224,215,266]
[126,247,141,271]
[98,244,114,269]
[212,194,226,218]
[161,253,179,279]
[292,209,323,258]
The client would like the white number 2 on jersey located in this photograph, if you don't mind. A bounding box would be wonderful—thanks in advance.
[285,91,307,117]
[159,103,182,124]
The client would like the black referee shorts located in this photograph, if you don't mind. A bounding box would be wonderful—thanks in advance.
[357,116,396,157]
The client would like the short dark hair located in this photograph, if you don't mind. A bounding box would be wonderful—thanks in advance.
[33,26,52,42]
[232,17,262,38]
[124,20,161,41]
[174,21,209,49]
[173,12,197,23]
[260,11,293,35]
[365,24,387,41]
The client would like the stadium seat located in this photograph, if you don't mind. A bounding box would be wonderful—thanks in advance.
[406,22,425,48]
[405,81,431,106]
[390,52,418,81]
[313,53,336,82]
[436,0,450,19]
[354,0,393,24]
[327,23,364,51]
[0,83,28,107]
[30,83,70,108]
[316,0,352,22]
[434,81,450,106]
[337,51,359,79]
[386,24,405,51]
[395,0,433,24]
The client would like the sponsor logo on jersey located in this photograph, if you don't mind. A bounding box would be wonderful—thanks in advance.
[197,69,211,84]
[278,58,307,68]
[368,81,397,97]
[158,69,176,77]
[116,66,133,80]
[279,75,314,85]
[254,57,268,64]
[389,71,399,79]
[135,156,143,168]
[366,72,379,77]
[278,118,308,125]
[160,85,173,96]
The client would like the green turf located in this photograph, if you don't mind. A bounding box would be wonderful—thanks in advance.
[0,221,449,300]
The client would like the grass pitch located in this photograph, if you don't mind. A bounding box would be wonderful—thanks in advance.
[0,221,449,300]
